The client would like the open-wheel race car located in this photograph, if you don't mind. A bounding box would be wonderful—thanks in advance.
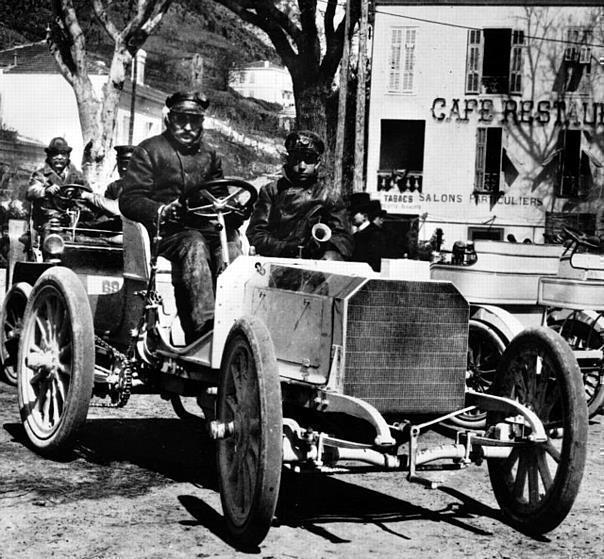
[0,183,122,387]
[2,179,589,547]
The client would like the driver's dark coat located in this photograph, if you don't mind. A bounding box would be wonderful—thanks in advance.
[119,131,223,235]
[27,162,87,228]
[246,174,353,258]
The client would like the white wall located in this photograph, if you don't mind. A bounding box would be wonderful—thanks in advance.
[0,72,163,178]
[368,4,604,243]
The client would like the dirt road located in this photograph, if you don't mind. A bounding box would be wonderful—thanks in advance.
[0,383,602,559]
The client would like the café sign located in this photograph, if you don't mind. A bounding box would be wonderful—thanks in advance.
[431,97,604,126]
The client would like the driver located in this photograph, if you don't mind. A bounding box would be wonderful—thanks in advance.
[120,91,236,344]
[246,130,353,260]
[26,137,88,232]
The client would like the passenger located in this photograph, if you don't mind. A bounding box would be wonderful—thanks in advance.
[350,197,382,272]
[26,137,88,232]
[246,130,353,260]
[80,144,135,218]
[120,91,236,344]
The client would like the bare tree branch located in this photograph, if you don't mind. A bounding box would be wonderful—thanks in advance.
[92,0,120,42]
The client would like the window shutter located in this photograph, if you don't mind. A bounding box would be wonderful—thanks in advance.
[509,30,524,94]
[388,28,403,92]
[474,128,487,190]
[402,28,416,92]
[465,29,482,94]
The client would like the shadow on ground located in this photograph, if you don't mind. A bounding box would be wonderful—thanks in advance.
[3,417,217,503]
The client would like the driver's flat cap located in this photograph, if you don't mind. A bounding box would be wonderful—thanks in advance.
[285,130,325,155]
[166,91,209,114]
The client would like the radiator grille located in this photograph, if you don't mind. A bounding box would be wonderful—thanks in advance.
[344,280,468,414]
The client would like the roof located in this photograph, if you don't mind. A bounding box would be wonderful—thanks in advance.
[0,41,108,75]
[232,60,286,71]
[0,41,168,105]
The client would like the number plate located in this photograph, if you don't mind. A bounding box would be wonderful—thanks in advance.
[85,275,123,295]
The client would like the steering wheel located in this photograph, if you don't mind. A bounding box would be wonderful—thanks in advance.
[184,179,258,219]
[562,226,601,251]
[51,183,93,211]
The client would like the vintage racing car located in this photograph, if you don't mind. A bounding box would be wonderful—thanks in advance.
[1,179,589,547]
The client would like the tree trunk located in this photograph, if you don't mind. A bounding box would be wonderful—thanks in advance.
[76,46,132,190]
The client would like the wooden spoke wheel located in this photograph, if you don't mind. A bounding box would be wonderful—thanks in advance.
[17,267,94,456]
[550,314,604,417]
[217,317,282,548]
[449,319,507,430]
[0,282,32,385]
[486,327,587,534]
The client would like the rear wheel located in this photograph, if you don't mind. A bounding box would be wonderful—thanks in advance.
[0,282,32,385]
[17,268,94,456]
[486,327,587,533]
[216,317,282,548]
[549,313,604,417]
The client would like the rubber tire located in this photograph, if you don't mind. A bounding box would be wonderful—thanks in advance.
[448,319,507,430]
[216,316,282,548]
[0,282,32,386]
[17,267,94,457]
[549,316,604,418]
[486,327,587,534]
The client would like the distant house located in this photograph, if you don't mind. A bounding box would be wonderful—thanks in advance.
[229,60,295,129]
[0,42,166,173]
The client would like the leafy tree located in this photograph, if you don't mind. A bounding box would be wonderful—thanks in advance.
[210,0,360,145]
[48,0,173,186]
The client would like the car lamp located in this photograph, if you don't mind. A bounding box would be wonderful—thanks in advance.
[43,233,65,257]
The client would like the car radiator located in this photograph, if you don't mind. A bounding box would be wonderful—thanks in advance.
[343,279,469,414]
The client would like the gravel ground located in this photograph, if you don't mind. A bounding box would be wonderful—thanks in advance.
[0,382,602,559]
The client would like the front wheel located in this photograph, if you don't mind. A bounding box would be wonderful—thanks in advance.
[216,317,283,548]
[0,282,32,385]
[17,267,94,456]
[486,327,587,534]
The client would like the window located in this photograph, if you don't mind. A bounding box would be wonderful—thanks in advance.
[465,29,524,95]
[474,127,502,193]
[377,120,425,192]
[387,27,416,93]
[557,27,592,94]
[468,226,504,241]
[555,129,585,198]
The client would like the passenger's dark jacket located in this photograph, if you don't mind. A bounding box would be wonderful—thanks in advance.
[352,223,387,272]
[246,174,353,258]
[119,132,223,235]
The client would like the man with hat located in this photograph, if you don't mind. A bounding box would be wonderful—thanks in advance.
[350,197,384,272]
[27,137,88,231]
[80,144,135,218]
[246,130,352,260]
[120,91,232,344]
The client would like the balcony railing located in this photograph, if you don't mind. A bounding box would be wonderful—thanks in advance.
[474,172,500,194]
[377,170,423,193]
[481,75,509,94]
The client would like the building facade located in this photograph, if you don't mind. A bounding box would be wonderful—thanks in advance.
[0,43,165,176]
[367,0,604,249]
[229,60,295,108]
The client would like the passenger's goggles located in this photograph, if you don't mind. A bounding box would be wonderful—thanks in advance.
[287,151,321,165]
[169,111,205,128]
